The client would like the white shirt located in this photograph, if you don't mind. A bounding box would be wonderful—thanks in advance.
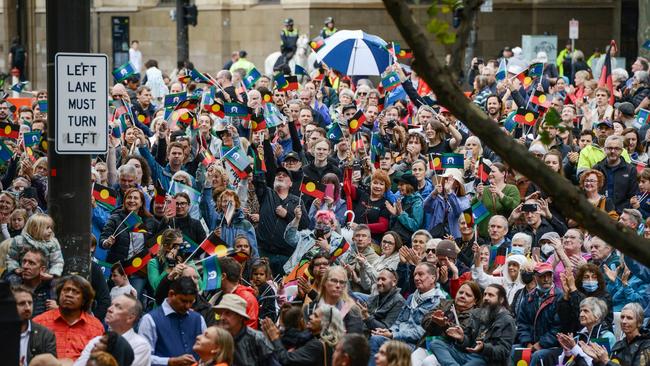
[138,299,207,366]
[19,321,31,366]
[129,48,142,73]
[73,328,152,366]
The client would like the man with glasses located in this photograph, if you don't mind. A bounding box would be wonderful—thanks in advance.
[594,135,638,213]
[343,224,379,293]
[577,120,631,175]
[510,198,567,254]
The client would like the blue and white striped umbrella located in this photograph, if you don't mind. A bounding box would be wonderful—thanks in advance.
[316,30,390,76]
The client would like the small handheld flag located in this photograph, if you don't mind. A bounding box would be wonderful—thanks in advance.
[381,71,401,92]
[203,255,222,291]
[462,207,475,227]
[23,131,42,147]
[121,243,160,276]
[273,73,289,91]
[495,58,507,82]
[309,37,325,52]
[189,68,210,84]
[169,180,200,203]
[503,111,518,133]
[284,75,299,91]
[441,153,464,169]
[208,100,225,118]
[527,62,544,78]
[112,62,137,82]
[397,49,413,59]
[514,107,539,126]
[300,176,326,200]
[164,92,188,109]
[428,153,443,172]
[224,102,250,118]
[250,113,267,132]
[92,183,118,210]
[515,69,534,89]
[471,201,490,224]
[294,64,308,76]
[327,123,343,143]
[243,68,262,89]
[637,108,649,126]
[529,90,547,107]
[10,81,28,93]
[0,122,20,139]
[199,232,230,257]
[330,239,350,263]
[37,100,48,113]
[347,110,365,134]
[198,150,217,168]
[477,158,491,184]
[0,141,13,164]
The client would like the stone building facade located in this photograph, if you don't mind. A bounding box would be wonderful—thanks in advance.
[0,0,636,90]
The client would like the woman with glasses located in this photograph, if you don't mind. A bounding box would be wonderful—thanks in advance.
[358,231,402,296]
[413,281,483,366]
[578,169,615,220]
[157,192,206,251]
[146,228,185,291]
[544,228,591,290]
[303,266,363,334]
[261,303,345,366]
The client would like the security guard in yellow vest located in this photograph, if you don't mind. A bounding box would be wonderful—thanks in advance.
[320,17,337,39]
[276,18,299,73]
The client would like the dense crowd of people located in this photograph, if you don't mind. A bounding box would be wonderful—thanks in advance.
[2,20,650,366]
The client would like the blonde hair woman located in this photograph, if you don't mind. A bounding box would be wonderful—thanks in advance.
[192,326,234,365]
[304,266,363,334]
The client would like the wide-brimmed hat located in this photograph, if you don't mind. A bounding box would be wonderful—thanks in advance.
[395,173,418,189]
[442,168,466,196]
[213,294,250,319]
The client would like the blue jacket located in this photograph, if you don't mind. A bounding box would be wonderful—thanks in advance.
[624,256,650,318]
[389,286,447,346]
[205,207,258,258]
[516,286,563,348]
[423,192,471,239]
[390,192,424,244]
[139,146,188,192]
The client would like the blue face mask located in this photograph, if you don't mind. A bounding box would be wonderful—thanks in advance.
[511,246,525,256]
[583,280,599,293]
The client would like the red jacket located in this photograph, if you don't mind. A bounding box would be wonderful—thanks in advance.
[233,284,259,329]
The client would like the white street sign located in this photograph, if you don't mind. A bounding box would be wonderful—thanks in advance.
[55,53,108,154]
[569,19,579,40]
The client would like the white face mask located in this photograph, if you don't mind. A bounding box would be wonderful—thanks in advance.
[541,243,555,256]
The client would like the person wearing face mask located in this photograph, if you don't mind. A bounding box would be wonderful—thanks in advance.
[283,208,345,275]
[510,232,532,257]
[510,261,537,320]
[515,262,563,366]
[557,263,613,334]
[471,243,527,305]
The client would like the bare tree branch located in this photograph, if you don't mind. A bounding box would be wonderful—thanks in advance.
[382,0,650,266]
[448,0,482,80]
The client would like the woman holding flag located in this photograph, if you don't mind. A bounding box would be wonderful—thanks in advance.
[100,187,158,295]
[204,189,258,257]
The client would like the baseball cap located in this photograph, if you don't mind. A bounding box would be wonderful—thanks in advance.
[534,262,553,275]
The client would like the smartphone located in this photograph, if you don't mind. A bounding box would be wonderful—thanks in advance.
[522,203,538,212]
[22,187,37,200]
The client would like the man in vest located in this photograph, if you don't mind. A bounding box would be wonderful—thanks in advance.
[320,17,337,39]
[275,18,299,73]
[139,277,207,366]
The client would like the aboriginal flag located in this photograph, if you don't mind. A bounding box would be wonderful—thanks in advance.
[92,183,117,210]
[598,40,616,106]
[300,177,326,200]
[347,110,365,134]
[0,122,19,139]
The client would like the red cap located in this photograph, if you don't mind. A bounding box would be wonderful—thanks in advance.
[534,262,553,274]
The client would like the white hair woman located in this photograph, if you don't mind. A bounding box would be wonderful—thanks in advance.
[261,303,346,366]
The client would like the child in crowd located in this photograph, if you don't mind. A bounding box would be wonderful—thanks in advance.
[6,212,64,278]
[279,304,311,351]
[110,263,137,300]
[251,258,279,321]
[8,208,28,237]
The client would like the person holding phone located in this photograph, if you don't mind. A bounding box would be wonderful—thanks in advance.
[474,163,521,238]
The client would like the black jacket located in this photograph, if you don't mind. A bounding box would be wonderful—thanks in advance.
[365,287,406,332]
[461,307,517,366]
[91,261,111,320]
[270,337,332,366]
[599,333,650,366]
[156,214,207,246]
[27,321,57,362]
[100,209,159,263]
[594,157,639,213]
[253,174,309,257]
[233,326,277,366]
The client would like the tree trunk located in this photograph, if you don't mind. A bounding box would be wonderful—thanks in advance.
[382,0,650,267]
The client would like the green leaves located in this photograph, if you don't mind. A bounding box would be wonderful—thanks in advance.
[426,0,460,45]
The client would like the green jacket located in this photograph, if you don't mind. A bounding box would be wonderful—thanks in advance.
[477,184,521,237]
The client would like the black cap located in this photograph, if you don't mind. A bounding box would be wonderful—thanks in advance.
[395,173,418,189]
[276,166,291,176]
[285,152,300,161]
[342,103,357,114]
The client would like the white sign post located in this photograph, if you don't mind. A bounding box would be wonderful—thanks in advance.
[569,19,579,40]
[55,53,108,154]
